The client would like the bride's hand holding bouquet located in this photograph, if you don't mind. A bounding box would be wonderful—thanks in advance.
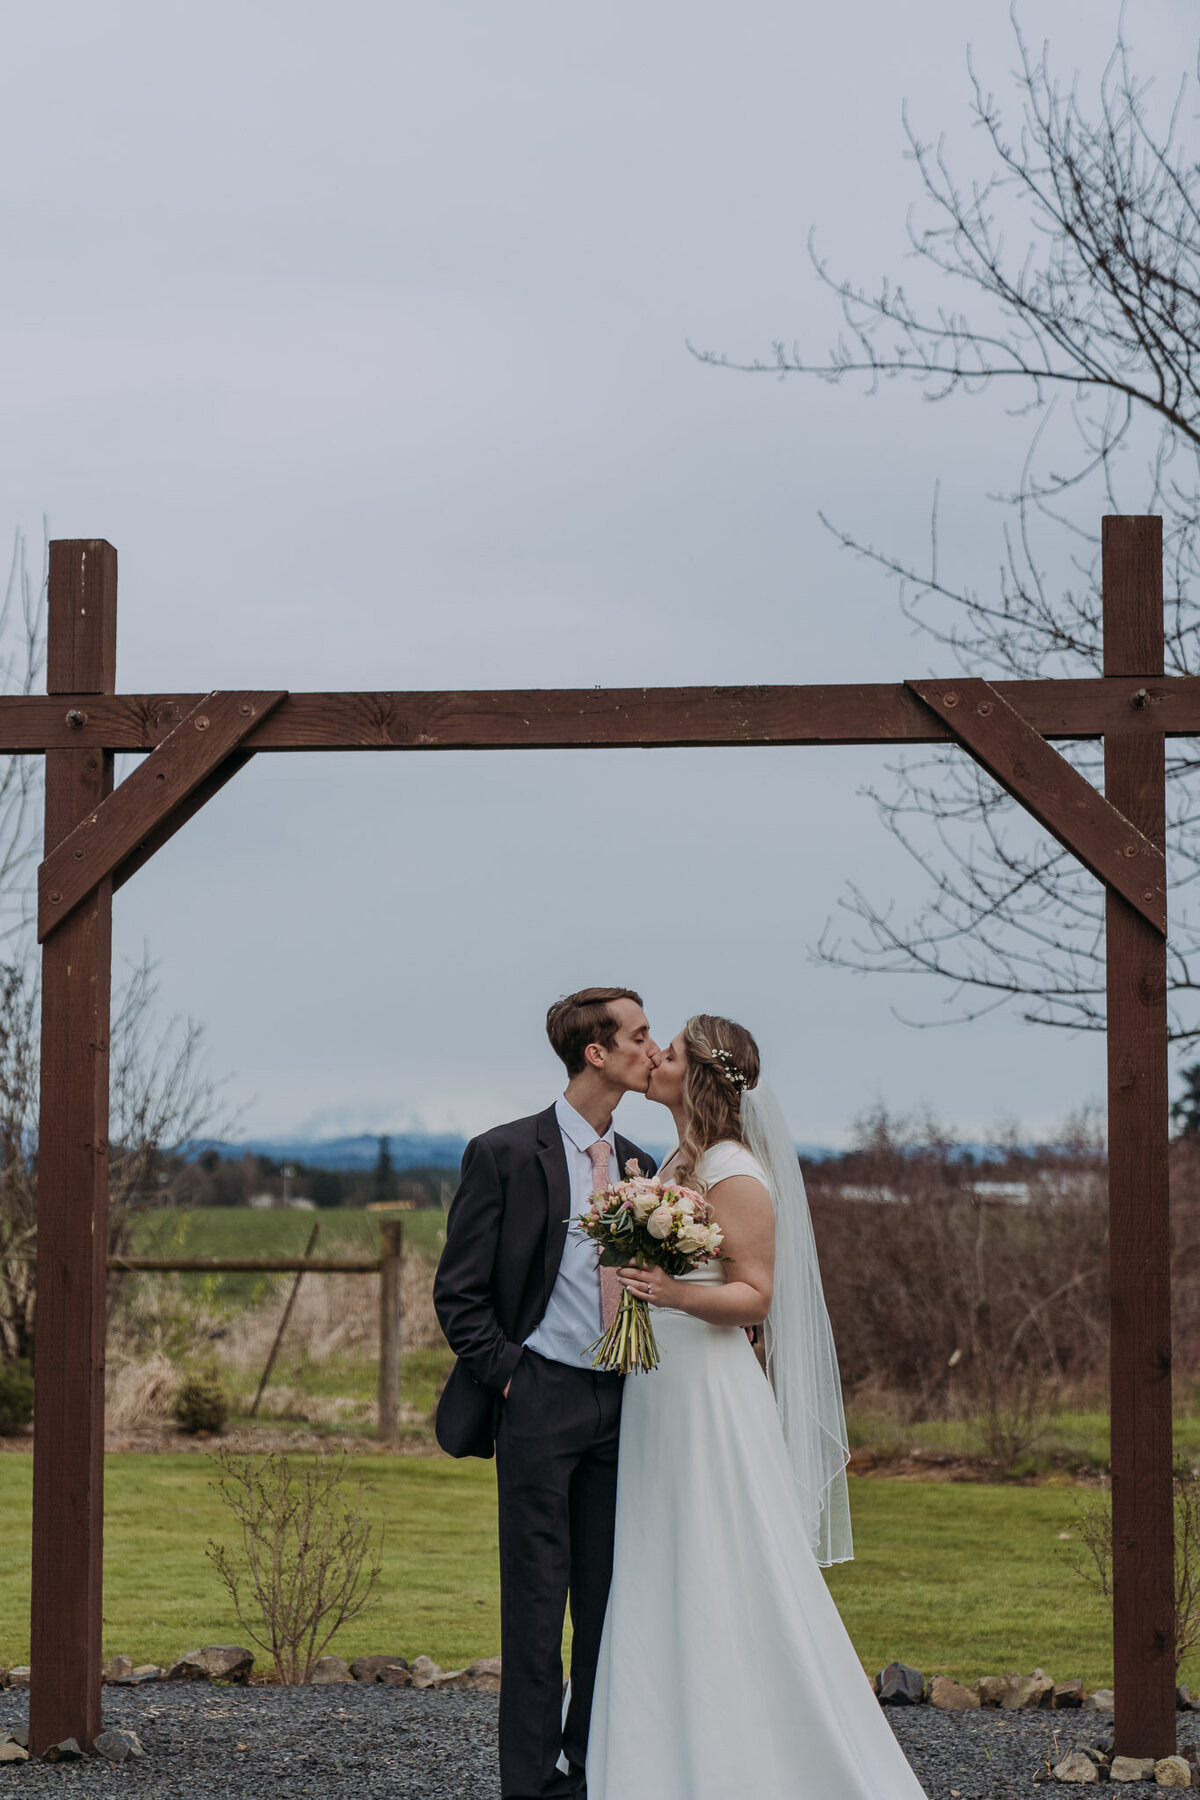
[576,1161,724,1374]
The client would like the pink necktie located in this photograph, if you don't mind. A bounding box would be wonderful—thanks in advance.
[587,1139,622,1329]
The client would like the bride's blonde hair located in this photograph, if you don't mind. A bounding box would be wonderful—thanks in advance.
[674,1014,761,1191]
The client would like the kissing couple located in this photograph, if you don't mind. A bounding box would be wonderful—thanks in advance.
[433,986,928,1800]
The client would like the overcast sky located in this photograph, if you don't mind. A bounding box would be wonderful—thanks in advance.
[1,1,1191,1148]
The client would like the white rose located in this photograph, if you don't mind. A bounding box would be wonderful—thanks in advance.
[705,1224,724,1254]
[647,1205,674,1240]
[674,1222,708,1257]
[629,1191,660,1223]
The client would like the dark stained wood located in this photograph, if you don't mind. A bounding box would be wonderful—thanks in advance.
[112,751,251,893]
[19,529,1187,1756]
[2,676,1200,752]
[38,692,285,938]
[908,678,1167,933]
[377,1219,404,1444]
[1104,517,1175,1760]
[107,1255,382,1273]
[29,542,118,1757]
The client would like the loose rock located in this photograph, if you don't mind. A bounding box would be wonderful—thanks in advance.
[1155,1756,1191,1787]
[0,1742,28,1764]
[1111,1755,1156,1781]
[929,1675,979,1711]
[1181,1686,1195,1712]
[1054,1748,1101,1782]
[102,1655,134,1683]
[409,1656,443,1690]
[94,1729,134,1763]
[1085,1689,1117,1713]
[1055,1681,1086,1709]
[6,1667,29,1689]
[166,1645,254,1683]
[113,1664,164,1685]
[877,1662,925,1705]
[351,1654,411,1684]
[43,1737,84,1762]
[1008,1671,1055,1710]
[975,1674,1015,1708]
[433,1657,503,1694]
[310,1656,353,1685]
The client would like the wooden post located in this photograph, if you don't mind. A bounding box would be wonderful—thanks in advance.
[29,542,118,1756]
[1104,516,1175,1759]
[250,1221,320,1416]
[378,1219,403,1444]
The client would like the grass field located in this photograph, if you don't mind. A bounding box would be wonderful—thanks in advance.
[131,1205,447,1304]
[0,1459,1146,1688]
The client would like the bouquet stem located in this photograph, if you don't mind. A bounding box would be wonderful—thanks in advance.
[589,1289,661,1375]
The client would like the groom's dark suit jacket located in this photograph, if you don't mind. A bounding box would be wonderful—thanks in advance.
[433,1104,656,1459]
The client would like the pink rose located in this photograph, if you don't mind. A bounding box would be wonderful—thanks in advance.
[647,1204,674,1240]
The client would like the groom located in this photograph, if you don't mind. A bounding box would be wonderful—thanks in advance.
[433,986,658,1800]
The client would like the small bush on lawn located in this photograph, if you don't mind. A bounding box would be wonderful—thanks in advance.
[206,1447,383,1683]
[0,1362,33,1434]
[172,1367,230,1434]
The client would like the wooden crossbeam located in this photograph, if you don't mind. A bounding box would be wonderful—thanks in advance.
[37,690,286,940]
[1,675,1199,753]
[907,678,1167,934]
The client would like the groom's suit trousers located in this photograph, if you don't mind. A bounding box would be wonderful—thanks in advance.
[495,1347,622,1800]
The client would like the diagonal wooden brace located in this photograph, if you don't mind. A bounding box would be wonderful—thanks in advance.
[907,677,1166,934]
[38,690,287,940]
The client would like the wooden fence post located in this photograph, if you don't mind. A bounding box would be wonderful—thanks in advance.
[29,542,117,1756]
[378,1220,403,1444]
[1104,515,1175,1759]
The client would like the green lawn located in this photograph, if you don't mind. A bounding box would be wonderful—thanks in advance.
[847,1408,1200,1472]
[0,1459,1141,1688]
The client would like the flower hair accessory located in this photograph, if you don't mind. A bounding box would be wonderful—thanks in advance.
[711,1046,747,1091]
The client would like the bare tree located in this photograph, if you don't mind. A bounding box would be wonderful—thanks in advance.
[207,1447,383,1685]
[696,22,1200,1044]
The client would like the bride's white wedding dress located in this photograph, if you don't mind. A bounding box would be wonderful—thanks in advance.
[586,1140,928,1800]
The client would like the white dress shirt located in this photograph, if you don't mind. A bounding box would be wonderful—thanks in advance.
[523,1095,617,1370]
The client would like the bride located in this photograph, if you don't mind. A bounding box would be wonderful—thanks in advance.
[586,1014,929,1800]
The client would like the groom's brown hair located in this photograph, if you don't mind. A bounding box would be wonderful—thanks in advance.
[546,986,644,1078]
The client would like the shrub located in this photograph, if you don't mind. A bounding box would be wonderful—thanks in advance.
[206,1447,383,1684]
[0,1361,34,1434]
[172,1367,230,1434]
[1062,1460,1200,1673]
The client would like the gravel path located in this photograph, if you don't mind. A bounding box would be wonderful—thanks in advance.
[1,1688,1196,1797]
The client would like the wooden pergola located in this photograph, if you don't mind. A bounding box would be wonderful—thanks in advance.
[7,521,1183,1758]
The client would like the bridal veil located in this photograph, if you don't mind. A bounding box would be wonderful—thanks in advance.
[742,1082,853,1566]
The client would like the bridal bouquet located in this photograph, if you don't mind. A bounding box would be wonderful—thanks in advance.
[576,1161,723,1374]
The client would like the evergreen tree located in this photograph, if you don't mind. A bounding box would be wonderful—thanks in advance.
[373,1135,395,1206]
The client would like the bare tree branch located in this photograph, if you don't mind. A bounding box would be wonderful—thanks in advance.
[698,18,1200,1044]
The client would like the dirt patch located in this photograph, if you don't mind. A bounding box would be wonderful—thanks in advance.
[848,1443,1104,1485]
[0,1423,445,1456]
